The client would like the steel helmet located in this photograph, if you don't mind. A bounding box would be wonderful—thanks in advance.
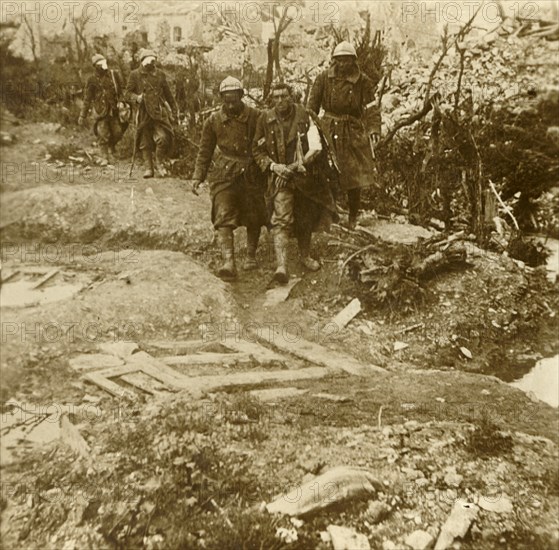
[91,53,106,66]
[219,76,243,94]
[332,41,357,58]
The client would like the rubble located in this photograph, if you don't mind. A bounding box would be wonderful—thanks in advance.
[434,500,478,550]
[327,525,371,550]
[266,466,383,517]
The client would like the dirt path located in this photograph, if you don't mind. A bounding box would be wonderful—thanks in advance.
[1,116,558,549]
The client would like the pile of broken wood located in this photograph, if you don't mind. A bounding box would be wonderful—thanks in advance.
[333,225,474,309]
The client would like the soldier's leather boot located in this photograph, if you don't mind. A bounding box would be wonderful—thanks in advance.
[216,227,237,281]
[273,228,289,284]
[155,145,169,177]
[243,226,260,271]
[298,230,320,272]
[143,149,154,178]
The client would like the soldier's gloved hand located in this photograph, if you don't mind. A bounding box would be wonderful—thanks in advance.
[190,179,202,196]
[271,163,295,179]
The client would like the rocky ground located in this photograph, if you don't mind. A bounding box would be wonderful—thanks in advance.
[1,115,558,549]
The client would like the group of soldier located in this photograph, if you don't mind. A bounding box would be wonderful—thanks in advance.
[78,42,381,285]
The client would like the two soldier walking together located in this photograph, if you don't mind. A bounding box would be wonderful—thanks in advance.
[78,42,382,285]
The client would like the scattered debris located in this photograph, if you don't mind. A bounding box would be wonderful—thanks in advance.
[478,494,513,514]
[393,341,409,352]
[59,414,90,458]
[313,393,351,403]
[263,278,301,307]
[266,466,383,517]
[366,501,391,524]
[249,387,309,402]
[405,530,435,550]
[327,525,371,550]
[276,527,298,544]
[460,347,473,359]
[1,131,16,145]
[396,322,424,334]
[331,298,362,329]
[435,500,478,550]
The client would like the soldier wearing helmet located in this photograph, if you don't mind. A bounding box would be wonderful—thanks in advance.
[189,76,267,281]
[78,53,127,165]
[308,41,382,229]
[125,49,178,178]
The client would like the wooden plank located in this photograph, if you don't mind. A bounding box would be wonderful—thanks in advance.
[226,339,287,363]
[188,366,329,392]
[1,270,20,283]
[161,352,252,366]
[255,329,386,376]
[32,269,59,289]
[331,298,362,329]
[120,372,173,395]
[125,352,197,388]
[146,340,220,354]
[93,363,143,378]
[83,372,136,399]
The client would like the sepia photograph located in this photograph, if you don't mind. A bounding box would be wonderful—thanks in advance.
[0,0,558,548]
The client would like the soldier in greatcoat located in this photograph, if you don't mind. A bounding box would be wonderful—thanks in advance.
[307,41,381,229]
[125,49,178,178]
[189,77,267,280]
[78,54,127,165]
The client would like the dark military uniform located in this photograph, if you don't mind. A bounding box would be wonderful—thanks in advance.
[192,104,267,230]
[307,64,381,192]
[253,103,338,232]
[125,65,176,158]
[253,103,337,248]
[80,69,126,152]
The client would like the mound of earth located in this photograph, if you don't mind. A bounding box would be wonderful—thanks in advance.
[1,251,237,402]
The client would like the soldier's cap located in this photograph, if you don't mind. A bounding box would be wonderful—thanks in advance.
[91,53,106,66]
[139,49,157,62]
[332,41,357,58]
[219,76,243,94]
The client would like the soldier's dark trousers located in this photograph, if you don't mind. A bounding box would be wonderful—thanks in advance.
[139,121,171,156]
[97,117,125,151]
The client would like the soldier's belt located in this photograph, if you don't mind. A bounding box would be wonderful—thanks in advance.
[216,146,251,164]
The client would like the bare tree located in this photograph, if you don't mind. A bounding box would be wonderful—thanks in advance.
[22,15,39,64]
[72,12,91,64]
[263,1,302,98]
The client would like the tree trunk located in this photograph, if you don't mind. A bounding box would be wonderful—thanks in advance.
[264,38,274,99]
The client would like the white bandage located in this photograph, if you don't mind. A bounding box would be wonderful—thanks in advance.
[142,56,156,66]
[305,120,322,160]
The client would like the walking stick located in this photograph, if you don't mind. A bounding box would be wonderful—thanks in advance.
[129,107,140,177]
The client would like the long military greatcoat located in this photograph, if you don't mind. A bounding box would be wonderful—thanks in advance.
[192,103,266,227]
[307,63,381,191]
[125,66,176,144]
[80,69,123,137]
